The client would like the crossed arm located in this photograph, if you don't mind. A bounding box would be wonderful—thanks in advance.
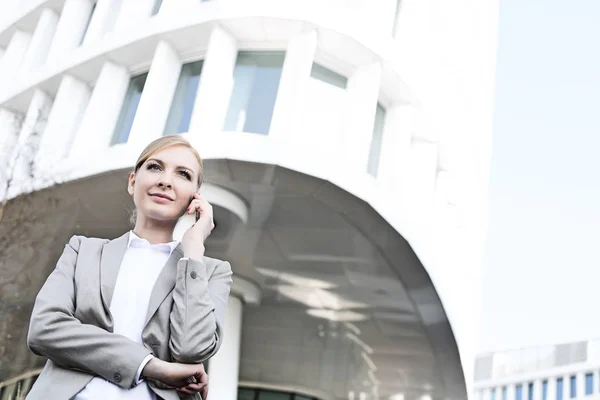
[27,235,232,389]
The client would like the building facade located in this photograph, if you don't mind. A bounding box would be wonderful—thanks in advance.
[474,340,600,400]
[0,1,498,400]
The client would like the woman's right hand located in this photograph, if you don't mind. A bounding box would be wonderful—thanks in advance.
[142,358,208,398]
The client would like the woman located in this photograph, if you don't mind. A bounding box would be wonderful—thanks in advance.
[25,135,233,400]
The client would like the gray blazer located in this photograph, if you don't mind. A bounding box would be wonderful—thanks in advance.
[25,232,233,400]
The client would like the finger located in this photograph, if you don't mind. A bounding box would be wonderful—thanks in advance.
[177,387,195,395]
[201,385,208,400]
[183,383,206,392]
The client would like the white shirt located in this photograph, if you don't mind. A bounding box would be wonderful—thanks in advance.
[75,231,179,400]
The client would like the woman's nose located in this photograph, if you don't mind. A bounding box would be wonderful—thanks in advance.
[157,175,173,188]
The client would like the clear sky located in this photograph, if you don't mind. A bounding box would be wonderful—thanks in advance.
[477,0,600,353]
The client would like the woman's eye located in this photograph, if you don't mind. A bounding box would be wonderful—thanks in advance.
[179,171,192,180]
[147,163,161,170]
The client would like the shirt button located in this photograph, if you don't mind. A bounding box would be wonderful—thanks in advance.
[114,373,122,383]
[190,271,198,279]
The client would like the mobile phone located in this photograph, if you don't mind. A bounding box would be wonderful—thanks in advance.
[172,194,200,241]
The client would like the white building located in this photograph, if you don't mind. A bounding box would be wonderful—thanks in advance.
[474,340,600,400]
[0,1,498,400]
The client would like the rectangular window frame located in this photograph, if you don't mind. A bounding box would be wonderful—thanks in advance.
[111,72,148,145]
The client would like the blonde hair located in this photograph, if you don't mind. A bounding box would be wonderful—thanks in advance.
[134,135,203,187]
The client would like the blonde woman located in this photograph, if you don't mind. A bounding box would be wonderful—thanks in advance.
[26,136,233,400]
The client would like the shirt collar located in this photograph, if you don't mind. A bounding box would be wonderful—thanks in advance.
[127,231,179,253]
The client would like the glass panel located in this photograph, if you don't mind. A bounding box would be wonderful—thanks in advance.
[151,0,163,15]
[224,51,285,135]
[542,380,548,400]
[491,388,496,400]
[79,3,97,45]
[164,60,203,135]
[238,388,257,400]
[585,373,593,394]
[310,63,347,89]
[112,73,148,145]
[557,377,564,400]
[502,387,507,400]
[528,382,533,400]
[367,103,386,176]
[570,375,576,398]
[258,390,292,400]
[516,384,522,400]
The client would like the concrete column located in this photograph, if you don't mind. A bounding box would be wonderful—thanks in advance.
[46,0,95,64]
[83,0,124,44]
[70,62,129,154]
[532,379,542,400]
[342,62,382,172]
[127,40,181,149]
[35,75,90,172]
[19,8,58,73]
[8,90,53,197]
[505,384,515,400]
[377,103,413,189]
[576,372,585,399]
[188,25,238,136]
[0,30,32,89]
[114,0,156,30]
[269,30,317,141]
[546,377,556,400]
[207,276,260,400]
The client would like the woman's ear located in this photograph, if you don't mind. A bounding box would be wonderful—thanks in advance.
[127,172,136,196]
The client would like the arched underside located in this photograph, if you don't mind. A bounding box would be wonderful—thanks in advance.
[0,159,465,400]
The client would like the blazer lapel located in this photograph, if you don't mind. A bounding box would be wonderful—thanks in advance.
[100,232,129,310]
[144,244,184,326]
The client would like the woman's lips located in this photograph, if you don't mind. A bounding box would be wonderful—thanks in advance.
[149,193,174,203]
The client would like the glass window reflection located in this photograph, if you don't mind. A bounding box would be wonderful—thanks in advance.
[557,377,564,400]
[367,103,386,176]
[112,73,148,145]
[516,384,522,400]
[224,51,285,135]
[164,60,203,135]
[585,373,593,395]
[570,375,576,398]
[542,380,548,400]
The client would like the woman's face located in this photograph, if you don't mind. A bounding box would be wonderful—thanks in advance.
[128,145,201,222]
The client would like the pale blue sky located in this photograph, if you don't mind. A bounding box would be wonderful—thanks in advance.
[477,0,600,353]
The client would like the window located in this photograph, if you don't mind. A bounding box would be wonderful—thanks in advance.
[112,73,148,144]
[585,373,593,395]
[224,51,285,135]
[151,0,163,15]
[516,384,523,400]
[542,380,548,400]
[491,388,496,400]
[310,63,347,89]
[502,387,507,400]
[164,60,203,135]
[79,2,97,45]
[392,0,402,36]
[557,377,564,400]
[570,375,576,398]
[367,103,386,176]
[528,382,534,400]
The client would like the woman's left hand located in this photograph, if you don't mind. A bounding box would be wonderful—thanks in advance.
[176,370,209,399]
[182,193,214,260]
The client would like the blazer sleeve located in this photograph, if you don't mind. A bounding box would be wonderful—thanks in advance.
[27,235,152,389]
[169,258,233,364]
